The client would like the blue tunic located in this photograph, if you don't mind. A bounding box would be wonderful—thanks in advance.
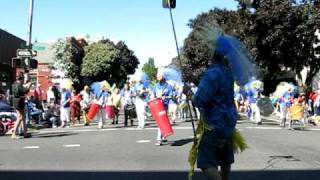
[152,81,173,109]
[194,63,238,138]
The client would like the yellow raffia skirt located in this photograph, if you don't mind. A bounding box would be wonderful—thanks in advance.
[188,117,248,180]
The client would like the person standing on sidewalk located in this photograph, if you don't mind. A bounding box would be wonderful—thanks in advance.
[11,77,32,139]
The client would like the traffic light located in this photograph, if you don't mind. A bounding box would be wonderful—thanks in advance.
[163,0,176,9]
[11,57,38,69]
[29,58,38,69]
[12,57,24,68]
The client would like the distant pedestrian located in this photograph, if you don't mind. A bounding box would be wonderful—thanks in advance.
[11,77,32,139]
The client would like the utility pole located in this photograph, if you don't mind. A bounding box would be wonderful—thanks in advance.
[28,0,34,49]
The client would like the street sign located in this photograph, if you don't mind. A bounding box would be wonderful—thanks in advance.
[17,49,32,57]
[33,44,46,51]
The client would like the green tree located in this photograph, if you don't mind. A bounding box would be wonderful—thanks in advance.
[181,0,320,93]
[142,57,158,81]
[81,39,139,85]
[182,8,246,84]
[52,38,84,91]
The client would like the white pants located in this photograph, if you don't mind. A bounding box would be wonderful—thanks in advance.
[135,98,146,128]
[60,107,70,123]
[250,103,261,123]
[94,108,106,128]
[168,103,178,123]
[156,128,166,141]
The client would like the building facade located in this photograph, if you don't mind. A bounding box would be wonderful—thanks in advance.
[0,29,26,92]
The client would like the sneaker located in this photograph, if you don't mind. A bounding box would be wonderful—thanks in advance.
[11,135,22,139]
[24,133,32,138]
[155,141,162,146]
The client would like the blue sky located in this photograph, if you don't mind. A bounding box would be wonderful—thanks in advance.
[0,0,237,67]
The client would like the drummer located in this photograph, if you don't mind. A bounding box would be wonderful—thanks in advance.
[152,70,173,146]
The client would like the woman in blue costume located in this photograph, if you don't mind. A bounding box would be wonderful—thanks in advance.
[192,24,259,180]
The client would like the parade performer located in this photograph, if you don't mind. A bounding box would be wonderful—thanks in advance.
[121,83,135,127]
[70,90,81,125]
[152,70,173,146]
[188,25,254,180]
[134,75,149,129]
[279,87,294,128]
[245,79,263,124]
[90,81,109,129]
[80,85,92,126]
[59,87,71,128]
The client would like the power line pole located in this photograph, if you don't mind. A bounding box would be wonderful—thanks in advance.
[27,0,34,49]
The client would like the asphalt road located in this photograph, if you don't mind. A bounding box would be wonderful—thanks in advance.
[0,116,320,180]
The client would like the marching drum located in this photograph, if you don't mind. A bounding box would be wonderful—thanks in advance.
[148,98,173,137]
[257,97,274,116]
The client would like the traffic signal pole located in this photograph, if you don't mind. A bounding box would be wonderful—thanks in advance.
[28,0,34,49]
[166,2,196,136]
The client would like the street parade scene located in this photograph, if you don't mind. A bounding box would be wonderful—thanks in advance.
[0,0,320,180]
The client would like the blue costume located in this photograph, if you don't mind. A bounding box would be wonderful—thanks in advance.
[152,81,173,110]
[194,63,237,169]
[194,63,237,137]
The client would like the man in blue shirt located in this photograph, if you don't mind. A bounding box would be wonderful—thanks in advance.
[194,52,238,180]
[279,88,294,128]
[152,71,173,146]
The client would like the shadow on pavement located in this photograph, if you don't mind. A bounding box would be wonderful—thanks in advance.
[0,170,320,180]
[32,131,78,138]
[171,138,194,146]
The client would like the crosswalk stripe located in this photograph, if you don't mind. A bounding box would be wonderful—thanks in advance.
[23,146,40,149]
[64,144,80,148]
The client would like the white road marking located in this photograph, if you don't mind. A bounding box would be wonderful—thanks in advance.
[37,125,320,134]
[23,146,40,149]
[64,144,80,148]
[244,127,281,130]
[136,140,151,143]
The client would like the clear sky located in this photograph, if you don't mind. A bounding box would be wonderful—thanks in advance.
[0,0,237,68]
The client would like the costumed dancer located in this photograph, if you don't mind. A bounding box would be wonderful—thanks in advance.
[279,87,294,128]
[189,25,254,180]
[111,88,122,125]
[90,81,109,129]
[120,83,135,127]
[246,79,263,124]
[59,87,71,128]
[70,90,81,125]
[134,75,149,129]
[152,70,173,146]
[80,85,92,126]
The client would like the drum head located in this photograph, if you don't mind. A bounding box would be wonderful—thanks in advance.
[257,97,274,116]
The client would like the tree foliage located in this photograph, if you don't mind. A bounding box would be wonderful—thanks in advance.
[81,39,139,86]
[52,39,84,91]
[182,0,320,93]
[142,57,158,82]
